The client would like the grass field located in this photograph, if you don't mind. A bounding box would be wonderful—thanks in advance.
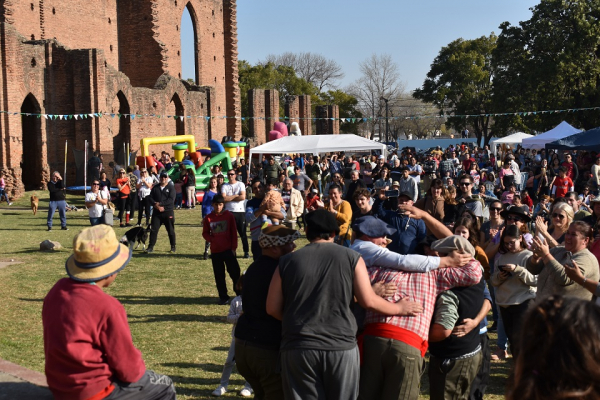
[0,191,511,399]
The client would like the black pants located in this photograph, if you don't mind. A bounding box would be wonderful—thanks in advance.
[251,240,262,261]
[117,196,128,224]
[149,210,176,248]
[232,211,249,253]
[211,250,241,301]
[138,196,152,225]
[128,192,137,220]
[500,299,533,360]
[469,334,491,400]
[235,340,284,400]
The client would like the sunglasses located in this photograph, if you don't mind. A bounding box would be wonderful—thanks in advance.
[507,216,522,222]
[552,213,566,219]
[92,183,100,186]
[227,173,235,176]
[459,182,471,187]
[490,207,502,212]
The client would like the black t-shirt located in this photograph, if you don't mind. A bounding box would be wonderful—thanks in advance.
[235,255,282,348]
[278,242,360,351]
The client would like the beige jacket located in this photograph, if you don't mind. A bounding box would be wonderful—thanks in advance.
[527,247,600,303]
[286,188,304,221]
[492,250,537,306]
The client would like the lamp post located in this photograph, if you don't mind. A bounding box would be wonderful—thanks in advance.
[380,97,389,143]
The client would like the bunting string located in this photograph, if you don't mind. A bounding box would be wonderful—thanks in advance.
[2,106,599,123]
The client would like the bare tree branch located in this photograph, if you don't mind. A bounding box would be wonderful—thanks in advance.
[262,52,345,93]
[348,54,406,140]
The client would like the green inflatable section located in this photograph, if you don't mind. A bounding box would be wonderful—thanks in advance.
[166,151,233,190]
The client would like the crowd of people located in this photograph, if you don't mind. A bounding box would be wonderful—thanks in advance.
[41,142,600,400]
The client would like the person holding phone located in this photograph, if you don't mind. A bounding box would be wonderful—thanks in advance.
[528,221,600,302]
[491,225,537,360]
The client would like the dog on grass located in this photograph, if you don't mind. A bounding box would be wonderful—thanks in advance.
[30,195,39,215]
[120,226,151,251]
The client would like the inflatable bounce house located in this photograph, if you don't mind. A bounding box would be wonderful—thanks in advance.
[136,135,248,202]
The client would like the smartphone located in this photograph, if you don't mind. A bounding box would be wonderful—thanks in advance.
[385,189,399,198]
[565,251,573,267]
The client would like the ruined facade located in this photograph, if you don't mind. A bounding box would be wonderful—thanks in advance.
[0,0,241,197]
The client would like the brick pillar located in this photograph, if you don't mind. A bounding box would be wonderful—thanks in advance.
[248,89,265,145]
[265,89,279,137]
[223,0,241,139]
[285,96,299,127]
[315,105,340,135]
[298,95,311,135]
[330,105,340,134]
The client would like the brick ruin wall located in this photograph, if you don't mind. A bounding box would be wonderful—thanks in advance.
[0,0,240,199]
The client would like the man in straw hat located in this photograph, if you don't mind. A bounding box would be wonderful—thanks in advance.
[235,225,300,399]
[266,209,423,400]
[42,225,176,400]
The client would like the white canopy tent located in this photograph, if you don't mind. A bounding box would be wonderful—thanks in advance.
[490,132,534,157]
[249,134,387,159]
[521,121,581,149]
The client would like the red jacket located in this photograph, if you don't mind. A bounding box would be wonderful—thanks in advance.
[43,278,145,400]
[202,210,238,253]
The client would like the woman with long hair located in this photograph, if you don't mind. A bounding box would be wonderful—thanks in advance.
[374,167,392,189]
[491,225,536,360]
[454,217,490,276]
[443,185,460,229]
[415,179,445,232]
[535,202,573,248]
[508,295,600,400]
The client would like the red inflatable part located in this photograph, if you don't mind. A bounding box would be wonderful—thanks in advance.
[273,121,288,137]
[195,191,204,204]
[136,156,155,170]
[269,130,283,142]
[189,152,202,167]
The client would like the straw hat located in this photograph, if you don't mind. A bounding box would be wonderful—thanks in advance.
[65,225,132,282]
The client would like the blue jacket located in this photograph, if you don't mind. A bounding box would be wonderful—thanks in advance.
[373,198,426,255]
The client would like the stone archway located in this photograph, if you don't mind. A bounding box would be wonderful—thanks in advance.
[168,93,185,136]
[20,94,43,190]
[181,3,199,84]
[111,91,131,166]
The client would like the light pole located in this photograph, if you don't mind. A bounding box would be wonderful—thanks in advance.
[380,97,389,143]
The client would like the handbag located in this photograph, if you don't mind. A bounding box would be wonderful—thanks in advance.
[103,208,114,226]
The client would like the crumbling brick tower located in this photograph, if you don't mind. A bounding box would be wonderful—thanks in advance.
[0,0,241,199]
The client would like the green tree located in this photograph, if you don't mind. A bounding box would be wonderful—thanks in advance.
[315,90,362,134]
[493,0,600,131]
[238,60,318,136]
[413,34,497,146]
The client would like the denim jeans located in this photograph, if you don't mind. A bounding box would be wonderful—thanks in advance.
[47,200,67,228]
[89,217,102,226]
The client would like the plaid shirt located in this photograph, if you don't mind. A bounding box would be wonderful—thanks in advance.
[365,259,482,340]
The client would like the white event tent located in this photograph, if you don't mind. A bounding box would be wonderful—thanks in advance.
[490,132,534,156]
[521,121,581,149]
[249,134,387,159]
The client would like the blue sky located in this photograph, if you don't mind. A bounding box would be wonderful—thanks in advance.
[182,0,540,92]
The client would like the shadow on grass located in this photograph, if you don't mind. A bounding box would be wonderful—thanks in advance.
[116,295,219,306]
[127,313,226,324]
[169,374,246,397]
[19,298,44,302]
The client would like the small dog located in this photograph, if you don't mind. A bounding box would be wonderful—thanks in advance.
[30,195,39,215]
[120,226,151,251]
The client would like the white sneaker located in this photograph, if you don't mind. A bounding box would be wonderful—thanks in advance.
[239,387,253,397]
[211,386,227,397]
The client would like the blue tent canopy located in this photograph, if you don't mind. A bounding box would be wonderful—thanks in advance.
[545,128,600,151]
